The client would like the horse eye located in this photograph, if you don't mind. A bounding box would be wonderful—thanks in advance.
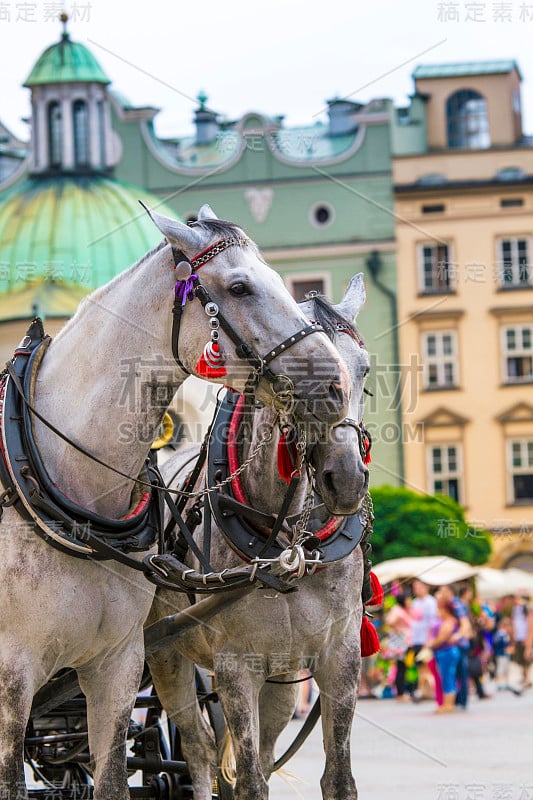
[229,283,250,297]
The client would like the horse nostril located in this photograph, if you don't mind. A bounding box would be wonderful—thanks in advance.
[323,471,336,495]
[328,382,345,406]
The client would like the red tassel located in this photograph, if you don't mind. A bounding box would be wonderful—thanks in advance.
[194,343,227,378]
[360,615,380,657]
[365,571,384,607]
[277,429,298,484]
[362,428,371,465]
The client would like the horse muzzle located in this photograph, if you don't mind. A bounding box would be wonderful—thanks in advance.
[311,430,369,515]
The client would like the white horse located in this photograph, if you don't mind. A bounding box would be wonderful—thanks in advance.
[147,275,370,800]
[0,204,349,800]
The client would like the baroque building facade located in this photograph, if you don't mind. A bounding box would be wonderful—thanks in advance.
[394,61,533,568]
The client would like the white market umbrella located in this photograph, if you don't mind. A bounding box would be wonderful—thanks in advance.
[373,555,479,587]
[476,566,533,599]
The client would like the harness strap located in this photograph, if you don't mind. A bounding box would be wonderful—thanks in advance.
[169,239,326,392]
[162,489,213,574]
[218,494,277,529]
[257,472,302,558]
[262,323,325,366]
[273,696,321,771]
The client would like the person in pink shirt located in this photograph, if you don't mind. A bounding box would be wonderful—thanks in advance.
[409,579,440,703]
[386,593,414,701]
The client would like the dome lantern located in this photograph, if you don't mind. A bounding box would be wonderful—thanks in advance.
[24,17,114,176]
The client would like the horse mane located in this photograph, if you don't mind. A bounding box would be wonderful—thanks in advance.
[190,217,265,264]
[190,218,244,238]
[310,294,361,343]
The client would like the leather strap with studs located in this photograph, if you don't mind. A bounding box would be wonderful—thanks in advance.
[262,323,325,366]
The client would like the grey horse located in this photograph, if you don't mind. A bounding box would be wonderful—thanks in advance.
[147,274,369,800]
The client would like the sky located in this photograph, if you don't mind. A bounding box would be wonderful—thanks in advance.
[2,0,533,141]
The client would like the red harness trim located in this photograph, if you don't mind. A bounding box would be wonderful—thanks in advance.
[226,393,342,543]
[227,394,247,506]
[314,515,343,541]
[189,238,226,267]
[121,491,151,520]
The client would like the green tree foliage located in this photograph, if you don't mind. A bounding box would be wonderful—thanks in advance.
[369,485,491,565]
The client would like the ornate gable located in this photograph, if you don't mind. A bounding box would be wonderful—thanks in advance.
[418,406,470,427]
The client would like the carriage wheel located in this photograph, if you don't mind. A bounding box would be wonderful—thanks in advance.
[25,697,93,798]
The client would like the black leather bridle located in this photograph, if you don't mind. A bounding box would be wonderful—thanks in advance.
[169,236,325,402]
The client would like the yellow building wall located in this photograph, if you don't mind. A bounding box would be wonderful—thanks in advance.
[414,69,522,149]
[395,179,533,564]
[394,148,533,185]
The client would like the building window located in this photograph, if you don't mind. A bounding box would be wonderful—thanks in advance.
[501,324,533,383]
[97,99,106,168]
[289,277,325,302]
[47,101,62,169]
[427,444,462,502]
[500,198,524,208]
[422,203,445,214]
[508,438,533,503]
[422,330,459,389]
[496,237,531,287]
[418,243,454,293]
[73,99,90,168]
[446,89,490,149]
[285,271,331,302]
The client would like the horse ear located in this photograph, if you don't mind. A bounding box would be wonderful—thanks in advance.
[335,273,366,323]
[197,204,218,221]
[139,202,203,253]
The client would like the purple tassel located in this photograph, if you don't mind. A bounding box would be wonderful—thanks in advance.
[175,274,198,307]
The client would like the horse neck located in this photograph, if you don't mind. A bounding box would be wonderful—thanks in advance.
[239,405,309,518]
[33,244,184,517]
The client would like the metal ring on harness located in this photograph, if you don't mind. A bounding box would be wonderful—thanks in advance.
[271,375,295,414]
[278,545,306,578]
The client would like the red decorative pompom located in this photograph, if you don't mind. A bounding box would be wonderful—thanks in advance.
[194,343,227,378]
[360,615,380,657]
[365,571,384,607]
[277,429,298,484]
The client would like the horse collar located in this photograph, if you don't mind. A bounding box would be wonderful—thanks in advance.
[206,392,367,569]
[0,320,162,560]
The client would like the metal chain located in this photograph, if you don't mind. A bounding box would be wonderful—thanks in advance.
[289,429,316,546]
[361,490,374,532]
[173,413,278,501]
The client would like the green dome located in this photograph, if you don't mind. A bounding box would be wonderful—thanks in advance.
[0,175,177,320]
[24,33,110,87]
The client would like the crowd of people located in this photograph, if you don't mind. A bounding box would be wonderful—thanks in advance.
[359,578,533,712]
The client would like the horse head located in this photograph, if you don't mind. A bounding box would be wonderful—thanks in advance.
[299,274,370,515]
[142,203,349,424]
